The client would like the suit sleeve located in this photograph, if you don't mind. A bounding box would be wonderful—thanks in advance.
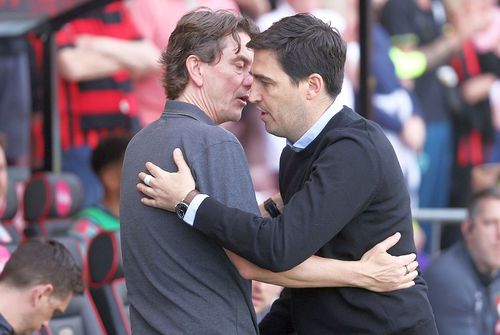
[193,136,379,271]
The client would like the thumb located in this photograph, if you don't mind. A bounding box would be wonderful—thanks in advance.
[375,232,401,252]
[173,148,190,172]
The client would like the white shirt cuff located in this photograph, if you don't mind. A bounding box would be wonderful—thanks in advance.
[184,194,209,226]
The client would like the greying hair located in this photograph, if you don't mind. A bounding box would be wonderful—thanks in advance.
[160,8,259,99]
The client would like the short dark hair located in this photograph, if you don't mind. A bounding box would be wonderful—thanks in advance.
[467,187,500,221]
[0,238,83,298]
[247,13,346,97]
[91,135,130,176]
[160,8,259,99]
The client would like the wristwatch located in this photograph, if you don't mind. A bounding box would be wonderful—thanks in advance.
[264,198,281,218]
[175,189,200,220]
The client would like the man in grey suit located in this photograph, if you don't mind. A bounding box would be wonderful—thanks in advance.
[122,9,418,334]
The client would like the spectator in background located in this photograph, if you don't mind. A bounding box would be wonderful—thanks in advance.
[424,187,500,335]
[472,163,500,192]
[0,2,32,167]
[380,0,474,210]
[56,1,160,206]
[68,135,129,254]
[0,238,83,335]
[380,0,485,253]
[251,280,282,322]
[443,0,500,210]
[234,0,271,19]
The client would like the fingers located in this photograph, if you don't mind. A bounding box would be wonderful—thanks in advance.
[137,182,155,198]
[145,161,162,178]
[397,279,416,290]
[139,172,155,187]
[173,148,190,173]
[140,196,160,209]
[395,253,417,266]
[375,232,401,252]
[407,260,419,273]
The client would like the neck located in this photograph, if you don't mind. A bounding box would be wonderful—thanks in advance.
[474,260,498,278]
[292,96,335,143]
[102,192,120,218]
[467,244,498,278]
[0,284,25,333]
[177,89,219,124]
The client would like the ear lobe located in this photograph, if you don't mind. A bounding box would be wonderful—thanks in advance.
[185,55,204,87]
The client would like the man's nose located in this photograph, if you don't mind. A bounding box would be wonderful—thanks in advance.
[42,320,50,330]
[249,87,261,103]
[243,72,253,88]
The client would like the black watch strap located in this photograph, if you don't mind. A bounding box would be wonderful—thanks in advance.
[264,198,281,218]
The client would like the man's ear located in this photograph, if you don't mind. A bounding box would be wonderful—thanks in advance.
[185,55,204,87]
[305,73,323,100]
[30,283,54,307]
[461,219,474,238]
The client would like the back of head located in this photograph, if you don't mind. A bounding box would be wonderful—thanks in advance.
[161,7,259,99]
[0,238,83,298]
[247,13,346,97]
[91,135,131,177]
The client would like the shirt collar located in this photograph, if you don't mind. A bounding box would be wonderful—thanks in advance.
[162,100,215,126]
[287,102,343,152]
[0,313,14,335]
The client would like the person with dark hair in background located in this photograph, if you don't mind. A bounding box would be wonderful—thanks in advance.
[122,9,419,335]
[137,13,437,334]
[68,135,130,254]
[424,187,500,335]
[0,238,83,335]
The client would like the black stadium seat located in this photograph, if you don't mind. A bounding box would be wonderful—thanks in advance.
[23,172,84,237]
[88,231,130,335]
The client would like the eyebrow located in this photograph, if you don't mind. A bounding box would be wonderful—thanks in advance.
[250,72,274,83]
[233,53,251,62]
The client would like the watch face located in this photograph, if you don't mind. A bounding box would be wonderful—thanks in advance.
[175,202,189,220]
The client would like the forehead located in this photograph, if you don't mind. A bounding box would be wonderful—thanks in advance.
[252,49,288,79]
[477,198,500,218]
[220,32,252,59]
